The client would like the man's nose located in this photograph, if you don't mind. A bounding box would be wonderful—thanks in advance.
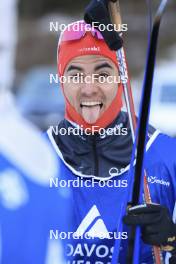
[80,78,98,97]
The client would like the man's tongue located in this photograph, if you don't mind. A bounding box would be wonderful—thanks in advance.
[82,105,101,124]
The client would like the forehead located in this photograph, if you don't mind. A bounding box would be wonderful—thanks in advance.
[65,55,117,71]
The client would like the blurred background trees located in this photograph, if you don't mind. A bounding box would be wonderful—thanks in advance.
[16,0,176,76]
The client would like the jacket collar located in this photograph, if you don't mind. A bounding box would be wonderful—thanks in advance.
[49,111,133,179]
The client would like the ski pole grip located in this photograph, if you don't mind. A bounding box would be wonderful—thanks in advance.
[108,0,122,29]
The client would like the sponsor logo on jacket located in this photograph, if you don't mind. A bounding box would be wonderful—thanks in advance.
[65,205,127,263]
[147,176,170,187]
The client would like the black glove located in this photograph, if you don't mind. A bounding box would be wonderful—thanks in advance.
[123,203,176,252]
[84,0,123,51]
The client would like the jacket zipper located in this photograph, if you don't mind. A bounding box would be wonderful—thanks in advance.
[92,136,99,176]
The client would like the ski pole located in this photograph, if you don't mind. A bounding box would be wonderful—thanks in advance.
[108,0,165,263]
[108,0,136,142]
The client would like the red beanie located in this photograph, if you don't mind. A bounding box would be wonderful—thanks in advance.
[57,20,123,130]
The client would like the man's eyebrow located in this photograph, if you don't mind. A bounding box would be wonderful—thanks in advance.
[66,65,83,72]
[94,63,113,71]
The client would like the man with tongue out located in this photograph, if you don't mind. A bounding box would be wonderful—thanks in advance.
[62,52,122,128]
[47,20,176,263]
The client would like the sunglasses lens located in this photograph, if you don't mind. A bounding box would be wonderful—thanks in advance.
[61,30,84,41]
[61,21,104,42]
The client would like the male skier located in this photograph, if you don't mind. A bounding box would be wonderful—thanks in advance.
[47,12,176,264]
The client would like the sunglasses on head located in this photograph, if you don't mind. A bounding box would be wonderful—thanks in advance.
[60,20,104,42]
